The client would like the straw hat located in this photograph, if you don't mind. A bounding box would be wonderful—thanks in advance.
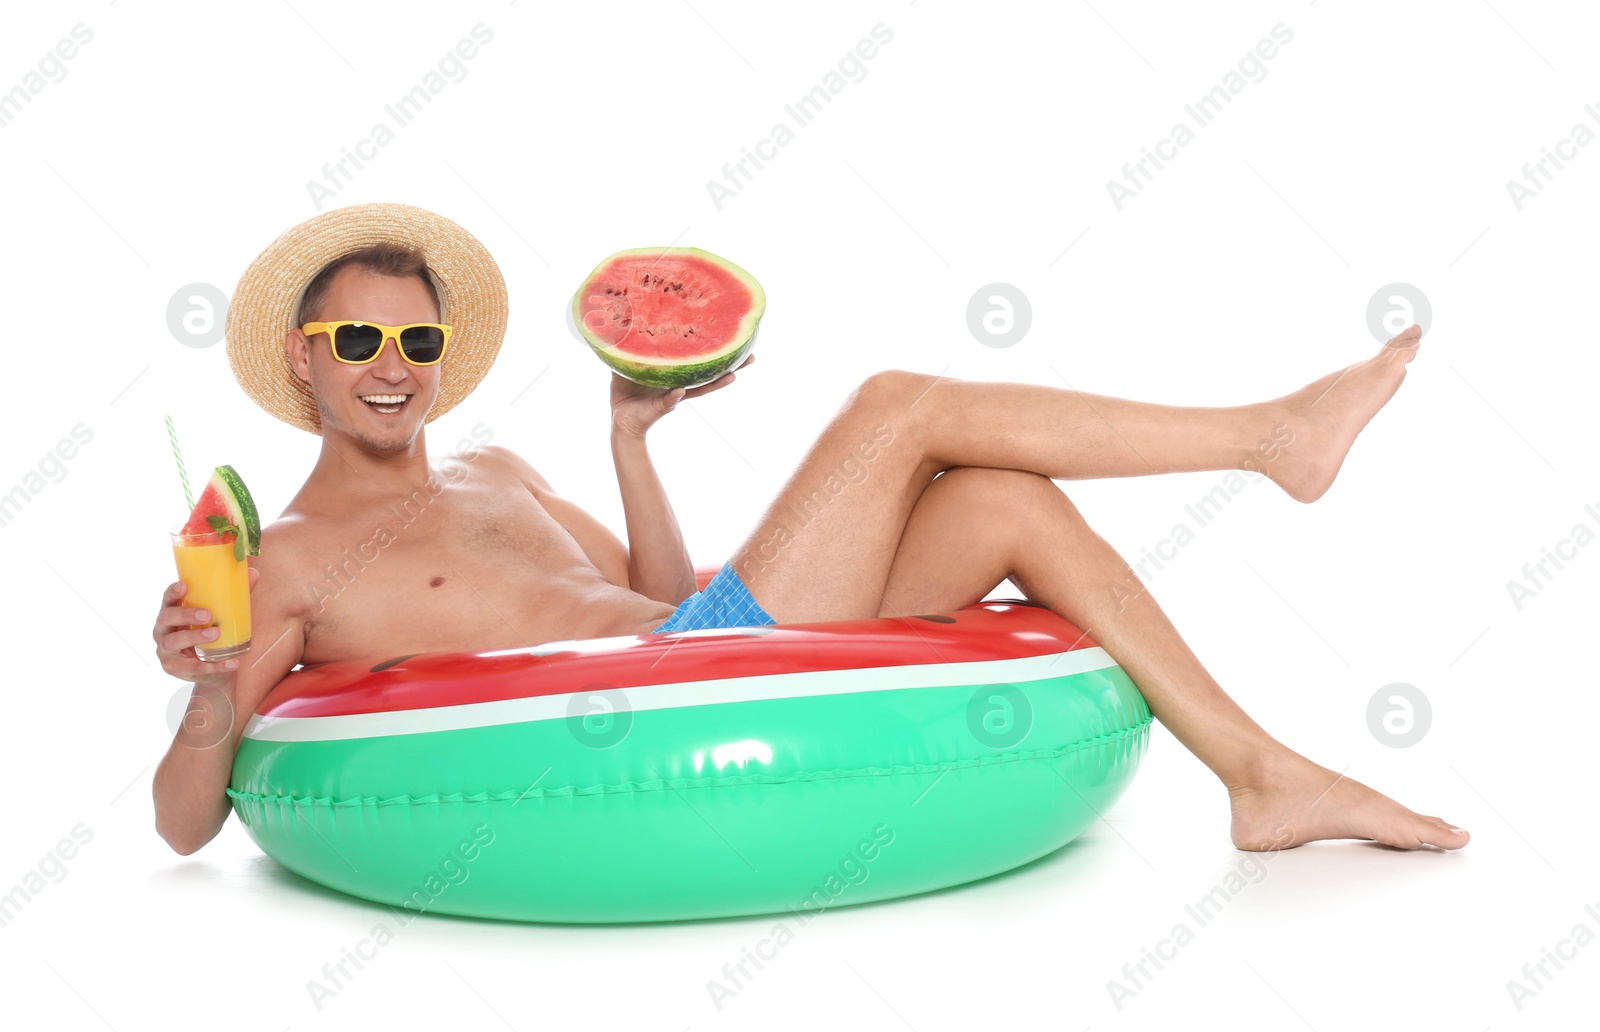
[226,202,508,434]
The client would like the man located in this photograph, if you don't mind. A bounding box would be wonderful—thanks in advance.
[152,202,1466,856]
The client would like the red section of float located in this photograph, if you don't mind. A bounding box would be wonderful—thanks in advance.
[256,600,1098,721]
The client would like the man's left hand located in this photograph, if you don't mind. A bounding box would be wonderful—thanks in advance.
[610,354,754,438]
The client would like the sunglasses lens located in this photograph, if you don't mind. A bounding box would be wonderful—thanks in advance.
[398,325,446,364]
[333,323,384,362]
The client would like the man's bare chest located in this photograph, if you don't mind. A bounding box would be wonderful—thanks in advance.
[291,479,599,653]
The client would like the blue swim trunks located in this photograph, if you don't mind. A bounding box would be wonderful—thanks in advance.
[652,560,779,633]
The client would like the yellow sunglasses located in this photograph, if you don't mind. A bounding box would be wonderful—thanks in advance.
[301,321,453,366]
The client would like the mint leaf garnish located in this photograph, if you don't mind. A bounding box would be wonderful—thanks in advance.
[205,514,246,562]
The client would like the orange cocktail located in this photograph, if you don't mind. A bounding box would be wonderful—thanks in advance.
[171,531,252,661]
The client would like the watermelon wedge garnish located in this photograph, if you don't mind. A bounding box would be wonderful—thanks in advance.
[180,465,261,562]
[570,247,765,389]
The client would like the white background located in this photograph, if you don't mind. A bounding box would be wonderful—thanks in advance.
[1,1,1595,1029]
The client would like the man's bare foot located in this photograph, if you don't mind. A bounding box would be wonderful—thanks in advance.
[1264,324,1422,503]
[1228,747,1468,851]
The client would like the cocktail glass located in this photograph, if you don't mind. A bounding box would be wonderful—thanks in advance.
[170,530,252,661]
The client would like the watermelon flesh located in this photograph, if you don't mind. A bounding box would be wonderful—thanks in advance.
[178,466,262,558]
[181,482,231,543]
[571,247,765,389]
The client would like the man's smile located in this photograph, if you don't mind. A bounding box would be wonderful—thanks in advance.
[358,392,412,415]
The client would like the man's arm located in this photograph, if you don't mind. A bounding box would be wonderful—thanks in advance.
[599,362,752,604]
[151,543,305,855]
[608,423,698,605]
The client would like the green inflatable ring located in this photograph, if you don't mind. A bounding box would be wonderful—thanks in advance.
[228,596,1151,923]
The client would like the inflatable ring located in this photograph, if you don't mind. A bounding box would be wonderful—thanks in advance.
[227,571,1152,923]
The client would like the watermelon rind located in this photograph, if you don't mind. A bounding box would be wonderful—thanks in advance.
[569,247,765,390]
[210,465,261,556]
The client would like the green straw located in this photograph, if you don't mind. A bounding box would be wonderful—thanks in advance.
[165,413,193,510]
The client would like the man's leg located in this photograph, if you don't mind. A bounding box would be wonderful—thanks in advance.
[733,328,1420,624]
[871,464,1466,850]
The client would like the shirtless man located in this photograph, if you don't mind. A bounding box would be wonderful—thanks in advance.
[152,204,1467,856]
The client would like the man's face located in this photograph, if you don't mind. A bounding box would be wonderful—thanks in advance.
[287,265,443,453]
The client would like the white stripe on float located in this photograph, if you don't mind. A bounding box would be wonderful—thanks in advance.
[242,647,1119,744]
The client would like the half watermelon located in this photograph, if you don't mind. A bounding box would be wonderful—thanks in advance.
[180,465,261,561]
[570,247,765,389]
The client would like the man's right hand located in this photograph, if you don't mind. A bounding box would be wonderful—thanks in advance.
[153,569,259,687]
[152,558,304,855]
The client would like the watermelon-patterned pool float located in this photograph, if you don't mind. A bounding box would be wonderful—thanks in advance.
[227,593,1151,923]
